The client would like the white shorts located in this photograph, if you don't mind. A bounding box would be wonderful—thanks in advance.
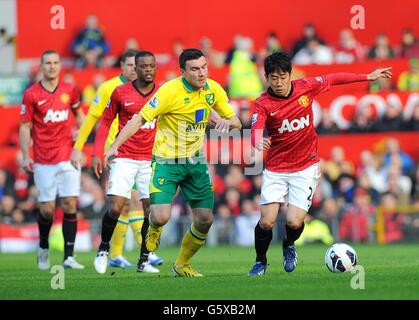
[107,158,152,199]
[260,163,321,212]
[33,161,81,202]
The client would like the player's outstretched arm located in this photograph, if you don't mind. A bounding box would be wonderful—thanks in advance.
[19,122,33,173]
[103,113,146,166]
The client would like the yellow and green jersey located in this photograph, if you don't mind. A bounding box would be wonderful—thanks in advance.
[140,77,235,158]
[74,74,127,151]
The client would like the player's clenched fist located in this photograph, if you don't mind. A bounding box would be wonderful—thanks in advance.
[257,137,271,151]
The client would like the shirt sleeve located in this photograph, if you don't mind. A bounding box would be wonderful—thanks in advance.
[70,85,81,109]
[211,82,236,119]
[20,90,34,123]
[88,83,111,119]
[93,90,120,157]
[303,76,332,96]
[250,101,267,148]
[139,86,172,122]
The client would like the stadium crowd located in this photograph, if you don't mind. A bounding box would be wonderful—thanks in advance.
[1,16,419,248]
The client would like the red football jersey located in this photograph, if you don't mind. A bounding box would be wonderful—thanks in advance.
[20,81,80,164]
[251,76,332,172]
[94,82,158,161]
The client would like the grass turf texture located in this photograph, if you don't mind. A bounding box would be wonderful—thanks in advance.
[0,244,418,300]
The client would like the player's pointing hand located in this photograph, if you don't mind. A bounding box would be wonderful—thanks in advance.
[367,67,392,81]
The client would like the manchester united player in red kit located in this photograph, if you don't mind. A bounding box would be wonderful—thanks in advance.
[92,51,159,274]
[248,51,392,275]
[19,50,86,270]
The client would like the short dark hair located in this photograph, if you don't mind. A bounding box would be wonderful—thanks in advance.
[40,50,59,63]
[135,51,154,64]
[264,51,292,76]
[179,48,205,70]
[121,49,140,63]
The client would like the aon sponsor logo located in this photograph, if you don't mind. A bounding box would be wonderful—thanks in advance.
[278,114,310,134]
[141,118,157,129]
[43,109,69,123]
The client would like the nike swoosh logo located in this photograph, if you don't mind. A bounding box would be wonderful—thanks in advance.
[125,102,135,106]
[270,111,279,116]
[38,100,47,106]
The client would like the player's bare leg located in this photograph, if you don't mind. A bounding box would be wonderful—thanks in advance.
[248,202,280,276]
[61,196,84,269]
[36,201,55,270]
[146,204,171,252]
[282,204,307,272]
[94,195,126,274]
[173,207,213,277]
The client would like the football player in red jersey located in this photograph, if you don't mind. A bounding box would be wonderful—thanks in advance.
[92,51,160,274]
[19,50,86,270]
[248,51,391,275]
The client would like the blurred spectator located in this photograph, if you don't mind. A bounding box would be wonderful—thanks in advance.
[82,73,106,105]
[374,102,404,132]
[368,77,396,93]
[385,165,412,205]
[334,29,365,63]
[380,192,404,243]
[383,138,414,175]
[0,169,14,200]
[224,187,242,217]
[316,109,340,135]
[291,22,326,57]
[71,15,110,68]
[324,146,355,185]
[259,31,282,59]
[357,173,380,204]
[397,57,419,91]
[0,27,16,73]
[199,36,225,67]
[404,101,419,131]
[349,104,377,133]
[320,198,342,240]
[234,199,259,246]
[339,188,375,242]
[399,28,419,59]
[112,38,140,67]
[228,36,263,99]
[0,195,16,224]
[335,173,357,203]
[295,213,334,245]
[367,33,395,60]
[212,204,235,244]
[293,38,334,65]
[224,165,253,196]
[358,150,387,193]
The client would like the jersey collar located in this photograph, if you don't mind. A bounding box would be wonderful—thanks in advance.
[181,77,210,93]
[268,83,294,100]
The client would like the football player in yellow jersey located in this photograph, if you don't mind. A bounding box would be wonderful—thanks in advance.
[70,49,163,269]
[103,49,242,277]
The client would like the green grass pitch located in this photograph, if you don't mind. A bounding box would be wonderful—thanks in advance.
[1,244,418,300]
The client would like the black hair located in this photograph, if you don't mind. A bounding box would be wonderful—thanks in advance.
[135,51,155,64]
[40,50,59,63]
[121,49,140,63]
[179,48,205,70]
[264,51,292,76]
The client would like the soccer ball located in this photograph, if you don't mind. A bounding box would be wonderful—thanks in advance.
[324,243,357,272]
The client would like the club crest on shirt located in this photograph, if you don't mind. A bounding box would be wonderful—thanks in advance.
[60,93,70,104]
[205,93,215,106]
[298,95,310,107]
[157,177,165,185]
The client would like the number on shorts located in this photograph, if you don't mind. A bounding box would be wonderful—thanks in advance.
[307,186,313,202]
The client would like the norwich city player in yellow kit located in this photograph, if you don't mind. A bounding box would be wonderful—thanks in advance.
[70,49,163,269]
[103,49,242,277]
